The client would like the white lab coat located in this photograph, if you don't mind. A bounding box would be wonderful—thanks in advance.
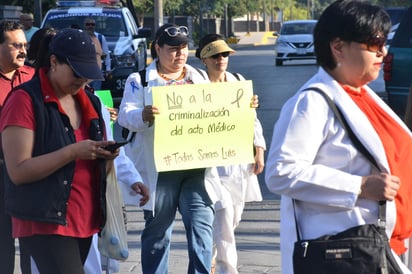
[207,72,266,274]
[117,61,210,212]
[265,67,412,274]
[208,72,266,211]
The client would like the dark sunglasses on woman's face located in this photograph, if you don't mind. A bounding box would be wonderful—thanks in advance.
[356,35,386,53]
[211,52,230,59]
[164,26,189,37]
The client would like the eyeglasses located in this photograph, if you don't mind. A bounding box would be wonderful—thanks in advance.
[85,22,95,26]
[164,26,188,37]
[9,43,29,51]
[355,35,386,54]
[210,52,230,59]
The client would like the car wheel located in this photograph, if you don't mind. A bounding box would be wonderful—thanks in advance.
[276,59,283,66]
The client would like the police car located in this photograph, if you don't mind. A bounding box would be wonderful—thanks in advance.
[41,0,151,105]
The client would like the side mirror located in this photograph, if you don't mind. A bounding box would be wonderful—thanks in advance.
[273,31,279,37]
[136,27,152,38]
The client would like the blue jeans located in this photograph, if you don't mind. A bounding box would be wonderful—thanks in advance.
[141,169,214,274]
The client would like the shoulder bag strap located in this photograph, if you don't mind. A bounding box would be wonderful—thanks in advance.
[293,87,385,241]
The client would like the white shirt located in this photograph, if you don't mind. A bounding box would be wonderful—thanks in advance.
[265,67,411,274]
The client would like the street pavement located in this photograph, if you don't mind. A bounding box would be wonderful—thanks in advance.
[119,197,281,274]
[13,194,282,274]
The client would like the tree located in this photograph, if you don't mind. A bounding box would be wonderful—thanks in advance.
[131,0,153,26]
[4,0,410,28]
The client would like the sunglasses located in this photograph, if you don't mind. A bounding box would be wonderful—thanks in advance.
[355,35,386,53]
[210,52,230,59]
[9,42,29,51]
[164,26,188,37]
[85,22,95,26]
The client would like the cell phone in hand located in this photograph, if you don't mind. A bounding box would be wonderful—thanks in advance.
[103,141,129,152]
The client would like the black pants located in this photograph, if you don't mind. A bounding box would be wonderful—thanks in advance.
[0,182,31,274]
[20,235,92,274]
[0,200,14,274]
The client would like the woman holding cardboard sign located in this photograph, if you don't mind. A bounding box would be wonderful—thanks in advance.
[195,34,266,274]
[117,23,215,273]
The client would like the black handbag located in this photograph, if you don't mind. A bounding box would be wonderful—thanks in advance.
[293,203,402,274]
[292,88,403,274]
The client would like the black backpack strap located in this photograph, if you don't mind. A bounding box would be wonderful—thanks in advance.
[233,72,241,81]
[193,67,207,80]
[139,69,147,87]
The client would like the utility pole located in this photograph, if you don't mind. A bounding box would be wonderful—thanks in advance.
[154,0,163,34]
[199,0,203,39]
[224,4,228,38]
[34,0,42,26]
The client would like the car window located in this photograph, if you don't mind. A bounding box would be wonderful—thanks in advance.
[43,10,128,38]
[124,10,138,36]
[104,15,127,37]
[385,7,407,26]
[391,9,412,48]
[281,23,316,35]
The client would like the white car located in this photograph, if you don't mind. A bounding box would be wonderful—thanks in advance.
[274,20,317,66]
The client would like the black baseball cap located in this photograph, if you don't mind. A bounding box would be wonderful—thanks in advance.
[49,28,104,80]
[156,23,189,46]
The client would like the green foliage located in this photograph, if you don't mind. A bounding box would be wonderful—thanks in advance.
[132,0,153,14]
[227,1,248,18]
[163,0,184,15]
[4,0,410,24]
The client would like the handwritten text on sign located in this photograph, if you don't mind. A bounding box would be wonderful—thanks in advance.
[152,81,255,172]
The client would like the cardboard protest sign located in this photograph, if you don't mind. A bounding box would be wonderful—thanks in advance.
[152,80,255,171]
